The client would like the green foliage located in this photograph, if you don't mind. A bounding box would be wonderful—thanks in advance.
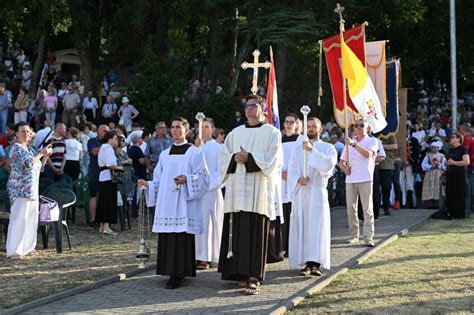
[253,8,322,46]
[129,50,188,130]
[192,94,241,131]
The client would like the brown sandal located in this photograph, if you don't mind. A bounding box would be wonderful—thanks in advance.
[196,262,210,270]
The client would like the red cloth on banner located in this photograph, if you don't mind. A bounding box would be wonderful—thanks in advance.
[323,24,366,113]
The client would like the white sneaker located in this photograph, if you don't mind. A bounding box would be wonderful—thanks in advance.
[365,239,375,247]
[346,237,359,244]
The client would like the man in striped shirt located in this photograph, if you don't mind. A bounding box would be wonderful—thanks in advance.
[43,123,68,183]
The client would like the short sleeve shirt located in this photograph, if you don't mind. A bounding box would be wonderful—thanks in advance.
[87,137,101,181]
[340,135,378,183]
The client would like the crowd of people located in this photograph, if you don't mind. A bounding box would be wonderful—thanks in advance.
[1,52,472,296]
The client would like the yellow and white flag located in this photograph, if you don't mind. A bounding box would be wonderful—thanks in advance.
[341,39,387,133]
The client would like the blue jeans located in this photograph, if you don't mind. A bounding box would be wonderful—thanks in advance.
[42,165,68,183]
[0,108,9,133]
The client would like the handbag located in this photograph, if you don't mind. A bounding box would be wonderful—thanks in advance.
[111,168,125,184]
[39,195,60,222]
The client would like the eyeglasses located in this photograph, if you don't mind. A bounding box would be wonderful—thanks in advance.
[353,124,365,128]
[450,135,458,139]
[245,103,259,109]
[284,120,296,124]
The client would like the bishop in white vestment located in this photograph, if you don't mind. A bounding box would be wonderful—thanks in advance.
[195,118,224,269]
[140,117,209,289]
[287,117,337,275]
[218,95,282,295]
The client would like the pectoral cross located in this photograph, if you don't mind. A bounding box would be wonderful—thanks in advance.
[241,49,271,95]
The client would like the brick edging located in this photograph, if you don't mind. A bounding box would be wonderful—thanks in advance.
[269,212,433,315]
[1,264,157,315]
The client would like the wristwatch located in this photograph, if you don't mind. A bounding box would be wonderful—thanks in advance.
[351,142,356,148]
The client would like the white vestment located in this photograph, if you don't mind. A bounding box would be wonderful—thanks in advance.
[288,140,337,270]
[195,139,224,263]
[147,143,209,234]
[219,123,283,220]
[281,134,305,203]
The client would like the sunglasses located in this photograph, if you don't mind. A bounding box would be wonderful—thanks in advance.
[245,103,259,109]
[353,124,365,128]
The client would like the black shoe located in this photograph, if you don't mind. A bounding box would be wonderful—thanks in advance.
[165,276,182,289]
[384,209,391,216]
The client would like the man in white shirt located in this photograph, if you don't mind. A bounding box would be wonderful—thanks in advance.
[34,120,54,148]
[82,90,98,122]
[338,118,378,247]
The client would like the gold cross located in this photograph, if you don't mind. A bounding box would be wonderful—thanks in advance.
[241,49,271,95]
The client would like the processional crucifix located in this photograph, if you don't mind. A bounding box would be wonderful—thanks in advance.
[241,49,271,95]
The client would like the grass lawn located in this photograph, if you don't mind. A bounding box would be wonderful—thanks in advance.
[0,212,156,310]
[293,217,474,314]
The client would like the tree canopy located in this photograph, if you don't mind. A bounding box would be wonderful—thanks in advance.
[1,0,472,130]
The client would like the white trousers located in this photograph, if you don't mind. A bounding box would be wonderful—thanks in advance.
[6,197,39,257]
[400,164,415,206]
[195,190,223,263]
[14,111,28,124]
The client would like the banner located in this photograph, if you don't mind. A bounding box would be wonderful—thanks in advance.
[341,40,387,133]
[378,59,401,138]
[323,24,366,128]
[366,41,386,115]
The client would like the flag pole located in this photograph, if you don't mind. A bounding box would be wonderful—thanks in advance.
[335,3,350,167]
[317,40,323,106]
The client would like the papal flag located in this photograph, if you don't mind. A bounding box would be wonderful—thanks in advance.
[341,39,387,133]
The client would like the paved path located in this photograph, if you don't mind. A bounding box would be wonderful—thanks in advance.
[23,208,434,314]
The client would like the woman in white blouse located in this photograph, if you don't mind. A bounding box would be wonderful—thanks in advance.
[64,127,83,180]
[96,130,123,234]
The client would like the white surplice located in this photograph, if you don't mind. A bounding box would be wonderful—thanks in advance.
[281,134,305,204]
[195,139,224,263]
[287,139,337,270]
[219,123,282,220]
[146,143,209,235]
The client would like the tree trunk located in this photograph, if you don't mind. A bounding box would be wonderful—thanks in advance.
[155,14,169,57]
[30,33,47,98]
[228,32,251,97]
[209,12,219,95]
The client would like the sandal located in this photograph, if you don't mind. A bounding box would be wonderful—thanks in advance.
[238,280,248,287]
[196,261,210,270]
[27,250,39,256]
[299,266,311,276]
[244,279,260,295]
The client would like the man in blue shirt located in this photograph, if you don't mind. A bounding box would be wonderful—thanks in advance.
[87,124,109,225]
[145,121,173,176]
[0,83,12,134]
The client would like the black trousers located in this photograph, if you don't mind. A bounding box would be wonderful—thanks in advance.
[379,169,394,211]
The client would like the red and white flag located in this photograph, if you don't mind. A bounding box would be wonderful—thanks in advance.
[266,46,280,129]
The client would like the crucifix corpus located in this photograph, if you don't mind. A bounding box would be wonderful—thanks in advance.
[241,49,271,95]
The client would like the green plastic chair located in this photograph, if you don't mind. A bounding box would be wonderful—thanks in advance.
[39,178,55,195]
[0,191,10,248]
[40,188,76,253]
[72,177,90,225]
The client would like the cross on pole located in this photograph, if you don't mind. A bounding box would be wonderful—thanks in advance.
[241,49,271,95]
[335,3,345,33]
